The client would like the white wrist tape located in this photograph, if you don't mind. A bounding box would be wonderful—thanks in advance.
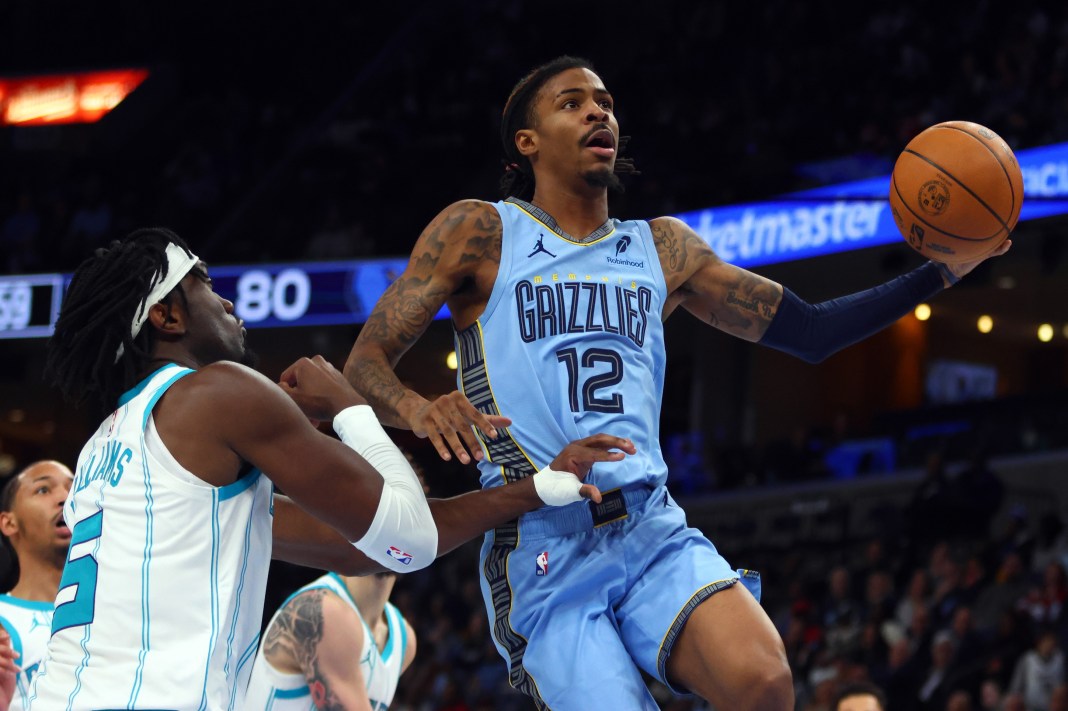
[532,465,585,506]
[333,405,437,572]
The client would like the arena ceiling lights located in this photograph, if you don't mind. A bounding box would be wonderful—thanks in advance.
[0,69,148,126]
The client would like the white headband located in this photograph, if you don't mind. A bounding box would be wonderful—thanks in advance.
[115,242,200,362]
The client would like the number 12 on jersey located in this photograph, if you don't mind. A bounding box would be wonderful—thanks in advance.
[52,510,104,635]
[556,347,625,414]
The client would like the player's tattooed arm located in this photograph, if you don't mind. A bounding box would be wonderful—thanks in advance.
[651,216,783,341]
[262,588,371,711]
[345,200,501,428]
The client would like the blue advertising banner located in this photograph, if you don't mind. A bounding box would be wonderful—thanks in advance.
[4,141,1068,338]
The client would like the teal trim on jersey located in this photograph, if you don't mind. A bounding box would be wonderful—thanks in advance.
[327,572,358,608]
[0,594,53,612]
[280,584,332,613]
[117,363,184,407]
[140,368,195,429]
[224,505,256,709]
[274,685,310,699]
[129,430,155,707]
[198,489,221,711]
[230,631,260,710]
[218,467,262,502]
[396,603,408,662]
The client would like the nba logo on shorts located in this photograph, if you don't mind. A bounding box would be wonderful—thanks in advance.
[387,546,413,565]
[536,551,549,576]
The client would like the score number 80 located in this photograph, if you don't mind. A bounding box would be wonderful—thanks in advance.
[233,269,311,323]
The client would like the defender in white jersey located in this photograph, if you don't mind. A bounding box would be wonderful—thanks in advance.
[36,228,628,711]
[0,461,73,710]
[346,57,1013,710]
[246,572,414,711]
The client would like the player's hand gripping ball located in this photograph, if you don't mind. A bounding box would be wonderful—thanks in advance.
[889,121,1024,263]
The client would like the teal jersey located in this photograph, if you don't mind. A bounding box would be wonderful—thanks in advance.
[459,198,668,493]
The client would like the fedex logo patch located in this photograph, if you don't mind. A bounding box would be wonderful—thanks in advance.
[387,546,413,565]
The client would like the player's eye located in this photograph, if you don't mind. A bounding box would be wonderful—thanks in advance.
[562,100,578,109]
[35,486,49,495]
[599,100,613,110]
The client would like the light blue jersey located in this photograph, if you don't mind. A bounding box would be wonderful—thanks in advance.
[30,364,274,711]
[459,198,668,493]
[0,595,53,711]
[466,200,758,710]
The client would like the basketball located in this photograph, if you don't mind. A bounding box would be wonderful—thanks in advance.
[889,120,1024,263]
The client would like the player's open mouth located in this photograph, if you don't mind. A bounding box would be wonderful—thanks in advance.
[584,129,616,157]
[55,517,70,538]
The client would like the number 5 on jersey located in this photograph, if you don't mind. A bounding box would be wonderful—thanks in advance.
[52,510,103,635]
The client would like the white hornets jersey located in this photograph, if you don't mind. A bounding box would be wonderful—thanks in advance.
[29,364,274,711]
[245,573,410,711]
[0,595,53,710]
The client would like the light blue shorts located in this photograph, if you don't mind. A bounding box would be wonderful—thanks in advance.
[478,484,761,710]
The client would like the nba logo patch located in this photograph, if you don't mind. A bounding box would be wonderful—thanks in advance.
[536,551,549,576]
[387,546,413,566]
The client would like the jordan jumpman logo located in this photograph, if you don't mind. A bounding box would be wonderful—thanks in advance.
[527,234,557,258]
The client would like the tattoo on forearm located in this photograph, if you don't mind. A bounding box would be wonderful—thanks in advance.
[353,203,500,414]
[262,589,344,710]
[720,274,779,336]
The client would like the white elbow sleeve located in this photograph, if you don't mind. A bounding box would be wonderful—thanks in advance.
[333,405,438,572]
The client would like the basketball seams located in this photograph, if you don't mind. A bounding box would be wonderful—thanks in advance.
[901,148,1010,236]
[891,169,1006,243]
[934,124,1020,227]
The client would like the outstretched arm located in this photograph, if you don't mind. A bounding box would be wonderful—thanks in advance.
[650,216,1010,362]
[345,199,509,463]
[272,434,635,571]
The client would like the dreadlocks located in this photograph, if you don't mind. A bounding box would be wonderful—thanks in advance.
[44,227,195,415]
[499,55,639,201]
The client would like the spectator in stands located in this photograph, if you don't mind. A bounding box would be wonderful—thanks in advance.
[1008,628,1066,711]
[833,680,888,710]
[898,568,933,630]
[1017,561,1068,627]
[945,689,975,711]
[917,630,958,710]
[973,552,1032,636]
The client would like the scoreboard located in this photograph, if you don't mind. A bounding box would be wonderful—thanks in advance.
[0,258,449,340]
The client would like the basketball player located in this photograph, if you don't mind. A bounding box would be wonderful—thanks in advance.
[344,56,1012,711]
[0,461,73,710]
[834,681,888,711]
[245,571,414,711]
[30,228,631,710]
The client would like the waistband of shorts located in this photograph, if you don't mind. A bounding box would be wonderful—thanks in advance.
[518,483,657,539]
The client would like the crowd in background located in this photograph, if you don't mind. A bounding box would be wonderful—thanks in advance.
[3,1,1068,709]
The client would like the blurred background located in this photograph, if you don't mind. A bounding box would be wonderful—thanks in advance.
[2,1,1068,709]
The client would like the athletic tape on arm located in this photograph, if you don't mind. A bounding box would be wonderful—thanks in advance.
[759,261,944,364]
[333,405,437,572]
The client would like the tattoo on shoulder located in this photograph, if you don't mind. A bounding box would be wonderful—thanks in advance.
[651,217,714,281]
[263,589,346,709]
[458,207,503,266]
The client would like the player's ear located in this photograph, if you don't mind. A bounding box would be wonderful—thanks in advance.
[0,511,19,538]
[515,129,537,158]
[147,301,187,337]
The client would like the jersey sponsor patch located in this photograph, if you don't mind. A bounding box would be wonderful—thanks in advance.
[536,551,548,576]
[387,546,413,565]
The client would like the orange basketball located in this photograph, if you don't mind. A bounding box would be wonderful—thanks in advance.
[889,121,1024,263]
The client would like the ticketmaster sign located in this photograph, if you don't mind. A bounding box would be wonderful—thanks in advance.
[675,141,1068,268]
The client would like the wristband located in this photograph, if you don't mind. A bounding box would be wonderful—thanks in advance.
[931,260,960,286]
[532,465,584,506]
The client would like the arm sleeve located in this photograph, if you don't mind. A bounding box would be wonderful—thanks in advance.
[758,261,944,364]
[332,405,437,572]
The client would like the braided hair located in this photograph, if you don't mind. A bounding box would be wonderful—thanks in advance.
[44,227,195,414]
[499,55,639,201]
